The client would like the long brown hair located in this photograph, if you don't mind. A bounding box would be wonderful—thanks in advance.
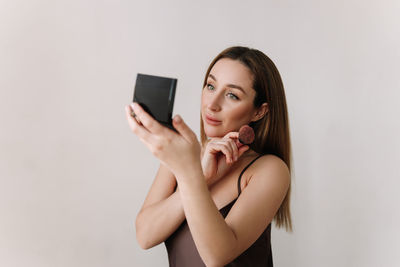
[200,46,293,232]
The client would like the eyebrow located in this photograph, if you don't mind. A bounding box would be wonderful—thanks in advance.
[208,74,247,95]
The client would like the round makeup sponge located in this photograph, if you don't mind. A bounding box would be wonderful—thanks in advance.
[238,125,255,145]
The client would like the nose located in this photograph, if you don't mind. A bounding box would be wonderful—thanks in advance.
[207,91,222,112]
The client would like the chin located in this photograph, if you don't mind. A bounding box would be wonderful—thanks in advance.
[204,127,224,138]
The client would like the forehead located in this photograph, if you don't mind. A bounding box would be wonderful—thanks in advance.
[209,58,254,90]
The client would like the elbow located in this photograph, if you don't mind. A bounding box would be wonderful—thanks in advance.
[135,225,154,250]
[135,216,153,250]
[136,237,152,250]
[201,246,237,267]
[135,211,166,250]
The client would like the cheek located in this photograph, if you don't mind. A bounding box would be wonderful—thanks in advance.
[200,90,206,106]
[229,106,249,118]
[228,106,254,124]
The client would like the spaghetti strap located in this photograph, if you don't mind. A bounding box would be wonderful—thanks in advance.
[237,154,264,196]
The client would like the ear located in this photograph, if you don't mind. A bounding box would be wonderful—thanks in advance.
[251,102,268,122]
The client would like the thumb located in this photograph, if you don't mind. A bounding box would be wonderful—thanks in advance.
[238,145,249,157]
[234,139,243,148]
[173,115,196,141]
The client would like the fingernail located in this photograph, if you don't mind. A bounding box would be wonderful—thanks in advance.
[133,102,141,110]
[174,115,182,123]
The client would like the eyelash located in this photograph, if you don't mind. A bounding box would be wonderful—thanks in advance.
[206,83,239,100]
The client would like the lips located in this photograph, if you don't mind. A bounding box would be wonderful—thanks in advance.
[206,114,221,122]
[205,114,222,125]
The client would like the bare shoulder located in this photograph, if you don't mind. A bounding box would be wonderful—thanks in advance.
[248,154,290,189]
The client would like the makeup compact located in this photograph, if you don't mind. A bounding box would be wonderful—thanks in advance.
[132,73,177,131]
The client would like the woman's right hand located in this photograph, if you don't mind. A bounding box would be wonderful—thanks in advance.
[201,132,250,186]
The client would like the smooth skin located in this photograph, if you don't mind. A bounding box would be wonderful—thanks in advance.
[127,58,290,267]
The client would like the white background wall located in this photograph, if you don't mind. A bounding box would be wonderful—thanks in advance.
[1,0,399,266]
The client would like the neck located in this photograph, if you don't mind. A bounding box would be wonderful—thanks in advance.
[242,148,259,158]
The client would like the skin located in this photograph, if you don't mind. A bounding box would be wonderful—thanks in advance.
[200,58,268,185]
[201,58,266,138]
[125,58,289,267]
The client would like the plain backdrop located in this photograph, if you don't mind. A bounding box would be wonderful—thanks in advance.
[1,0,399,266]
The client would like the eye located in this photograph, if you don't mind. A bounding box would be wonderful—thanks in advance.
[205,83,239,100]
[227,92,239,100]
[206,83,215,91]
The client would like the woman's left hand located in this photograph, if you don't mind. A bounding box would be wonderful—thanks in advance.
[125,102,202,178]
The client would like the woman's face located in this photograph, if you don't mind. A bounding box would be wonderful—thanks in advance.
[201,58,260,138]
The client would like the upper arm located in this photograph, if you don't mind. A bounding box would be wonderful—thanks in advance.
[139,163,177,211]
[223,155,290,262]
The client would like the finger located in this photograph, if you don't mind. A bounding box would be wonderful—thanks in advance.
[220,137,237,162]
[238,145,250,157]
[223,131,243,150]
[223,131,239,140]
[226,138,239,161]
[211,142,234,164]
[126,104,142,125]
[125,105,153,144]
[131,102,165,135]
[172,115,197,142]
[235,139,244,149]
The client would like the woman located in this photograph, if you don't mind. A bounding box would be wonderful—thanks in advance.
[125,46,292,267]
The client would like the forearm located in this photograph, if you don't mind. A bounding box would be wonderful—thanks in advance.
[135,189,185,249]
[176,168,237,267]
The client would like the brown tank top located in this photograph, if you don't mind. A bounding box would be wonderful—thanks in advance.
[164,155,273,267]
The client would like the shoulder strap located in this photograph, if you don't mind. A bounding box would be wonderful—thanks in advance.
[237,154,264,196]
